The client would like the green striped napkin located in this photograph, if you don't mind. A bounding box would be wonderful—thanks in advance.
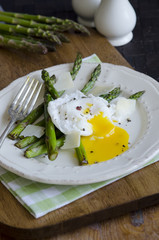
[0,54,159,218]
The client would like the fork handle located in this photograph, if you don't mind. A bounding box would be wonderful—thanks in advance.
[0,119,15,148]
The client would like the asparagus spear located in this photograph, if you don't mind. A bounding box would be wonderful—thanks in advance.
[75,140,88,165]
[0,13,87,37]
[42,52,83,98]
[42,70,63,99]
[0,33,48,54]
[44,92,58,160]
[100,87,121,103]
[54,32,70,43]
[73,64,102,164]
[129,90,145,100]
[15,135,40,149]
[8,103,44,140]
[81,64,101,94]
[0,31,57,52]
[0,11,90,35]
[25,144,47,158]
[16,125,63,149]
[0,22,61,44]
[0,13,53,31]
[15,118,45,148]
[25,137,45,151]
[70,53,83,80]
[24,136,65,158]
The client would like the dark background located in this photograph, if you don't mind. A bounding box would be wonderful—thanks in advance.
[0,0,159,81]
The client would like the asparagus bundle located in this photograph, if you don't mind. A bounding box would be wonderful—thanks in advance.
[0,11,90,54]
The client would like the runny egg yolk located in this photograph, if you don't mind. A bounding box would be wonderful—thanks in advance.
[81,113,129,164]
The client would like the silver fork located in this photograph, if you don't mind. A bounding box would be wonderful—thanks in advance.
[0,77,43,148]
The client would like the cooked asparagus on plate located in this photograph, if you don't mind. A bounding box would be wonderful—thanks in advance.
[8,53,145,165]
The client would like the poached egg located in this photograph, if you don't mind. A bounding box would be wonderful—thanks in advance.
[48,90,135,164]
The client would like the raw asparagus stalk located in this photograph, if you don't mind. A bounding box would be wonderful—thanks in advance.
[0,13,83,39]
[0,22,61,44]
[70,53,82,80]
[0,13,53,31]
[129,90,145,100]
[8,103,44,140]
[39,39,56,51]
[100,87,121,102]
[81,64,101,94]
[0,33,48,54]
[0,11,90,35]
[44,92,58,160]
[1,32,57,52]
[24,136,65,158]
[53,32,70,43]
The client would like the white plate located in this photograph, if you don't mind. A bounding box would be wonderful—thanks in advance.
[0,62,159,185]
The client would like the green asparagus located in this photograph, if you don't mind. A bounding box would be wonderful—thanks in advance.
[15,118,45,148]
[24,135,65,158]
[0,13,53,31]
[15,135,40,149]
[0,22,61,44]
[44,92,58,160]
[42,70,63,99]
[25,137,45,151]
[75,140,88,165]
[129,90,145,100]
[0,33,48,54]
[42,52,83,98]
[0,11,90,35]
[81,64,101,94]
[16,125,63,149]
[0,11,90,53]
[100,87,121,102]
[70,53,82,80]
[25,144,47,158]
[8,103,44,140]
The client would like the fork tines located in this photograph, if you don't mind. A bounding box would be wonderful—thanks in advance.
[11,77,43,116]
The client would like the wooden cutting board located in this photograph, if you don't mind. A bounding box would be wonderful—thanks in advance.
[0,29,159,240]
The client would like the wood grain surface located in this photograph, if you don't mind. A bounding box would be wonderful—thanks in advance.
[0,29,159,240]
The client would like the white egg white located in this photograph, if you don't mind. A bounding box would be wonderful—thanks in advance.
[48,90,115,136]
